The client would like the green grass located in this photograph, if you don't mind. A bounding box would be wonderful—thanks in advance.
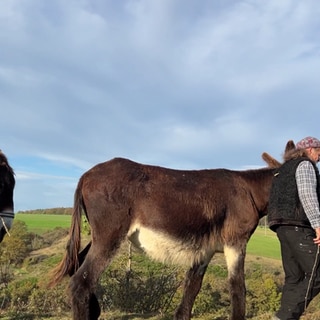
[15,213,71,234]
[247,226,281,260]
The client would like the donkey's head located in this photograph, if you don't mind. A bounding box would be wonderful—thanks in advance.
[0,150,15,243]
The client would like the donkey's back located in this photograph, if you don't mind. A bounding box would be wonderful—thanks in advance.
[84,157,263,243]
[83,158,259,266]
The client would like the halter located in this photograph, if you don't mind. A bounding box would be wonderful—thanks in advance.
[0,211,14,237]
[0,212,14,219]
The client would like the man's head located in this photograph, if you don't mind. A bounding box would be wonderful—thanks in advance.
[296,136,320,163]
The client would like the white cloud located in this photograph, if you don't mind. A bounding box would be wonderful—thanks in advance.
[14,170,77,211]
[1,0,320,210]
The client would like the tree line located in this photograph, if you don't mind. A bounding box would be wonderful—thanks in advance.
[17,207,72,215]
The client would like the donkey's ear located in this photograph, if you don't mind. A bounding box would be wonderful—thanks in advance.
[285,140,295,153]
[261,152,281,168]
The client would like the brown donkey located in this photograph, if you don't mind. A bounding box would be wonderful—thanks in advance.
[51,142,292,320]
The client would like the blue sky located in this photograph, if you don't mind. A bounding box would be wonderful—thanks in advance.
[1,0,320,211]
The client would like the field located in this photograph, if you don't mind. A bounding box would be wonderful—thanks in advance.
[15,213,71,234]
[247,226,281,260]
[16,213,281,260]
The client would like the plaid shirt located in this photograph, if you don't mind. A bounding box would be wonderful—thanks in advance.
[296,161,320,229]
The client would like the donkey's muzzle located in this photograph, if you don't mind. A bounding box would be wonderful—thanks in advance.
[0,212,14,243]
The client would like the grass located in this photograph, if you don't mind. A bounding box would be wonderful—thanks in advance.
[247,226,281,260]
[15,213,71,234]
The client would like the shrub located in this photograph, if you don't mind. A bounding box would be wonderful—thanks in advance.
[41,227,69,245]
[0,220,32,265]
[0,262,13,287]
[192,282,225,315]
[99,267,181,314]
[7,277,38,312]
[28,285,70,315]
[246,265,281,317]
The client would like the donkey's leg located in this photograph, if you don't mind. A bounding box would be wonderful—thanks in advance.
[67,242,92,277]
[69,237,123,320]
[69,248,106,320]
[174,261,208,320]
[224,245,246,320]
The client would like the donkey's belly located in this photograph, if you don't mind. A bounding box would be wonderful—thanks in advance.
[127,224,216,267]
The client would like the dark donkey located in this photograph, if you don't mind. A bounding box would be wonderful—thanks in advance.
[0,150,15,243]
[51,142,292,320]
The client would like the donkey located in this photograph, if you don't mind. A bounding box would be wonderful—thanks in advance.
[51,142,292,320]
[0,150,15,243]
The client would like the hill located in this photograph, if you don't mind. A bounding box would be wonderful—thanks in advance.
[1,217,320,319]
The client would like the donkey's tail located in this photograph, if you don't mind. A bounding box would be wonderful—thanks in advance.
[49,178,85,287]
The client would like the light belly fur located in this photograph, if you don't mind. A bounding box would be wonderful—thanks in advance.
[127,223,220,267]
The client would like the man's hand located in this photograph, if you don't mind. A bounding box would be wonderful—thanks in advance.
[313,227,320,245]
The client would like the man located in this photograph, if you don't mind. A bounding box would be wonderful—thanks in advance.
[268,136,320,320]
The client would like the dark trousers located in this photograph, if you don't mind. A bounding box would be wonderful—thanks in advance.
[276,226,320,319]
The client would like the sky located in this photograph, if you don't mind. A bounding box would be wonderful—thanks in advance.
[1,0,320,212]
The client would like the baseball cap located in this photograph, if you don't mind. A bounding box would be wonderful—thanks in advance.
[296,136,320,149]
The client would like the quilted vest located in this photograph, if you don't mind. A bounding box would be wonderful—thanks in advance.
[268,157,320,231]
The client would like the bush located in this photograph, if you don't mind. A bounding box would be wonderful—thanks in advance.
[99,267,181,314]
[0,220,32,265]
[7,277,38,312]
[30,227,69,250]
[192,282,226,315]
[28,285,70,316]
[246,264,281,317]
[191,266,230,318]
[0,262,13,287]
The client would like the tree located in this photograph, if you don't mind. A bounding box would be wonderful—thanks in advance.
[0,220,32,265]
